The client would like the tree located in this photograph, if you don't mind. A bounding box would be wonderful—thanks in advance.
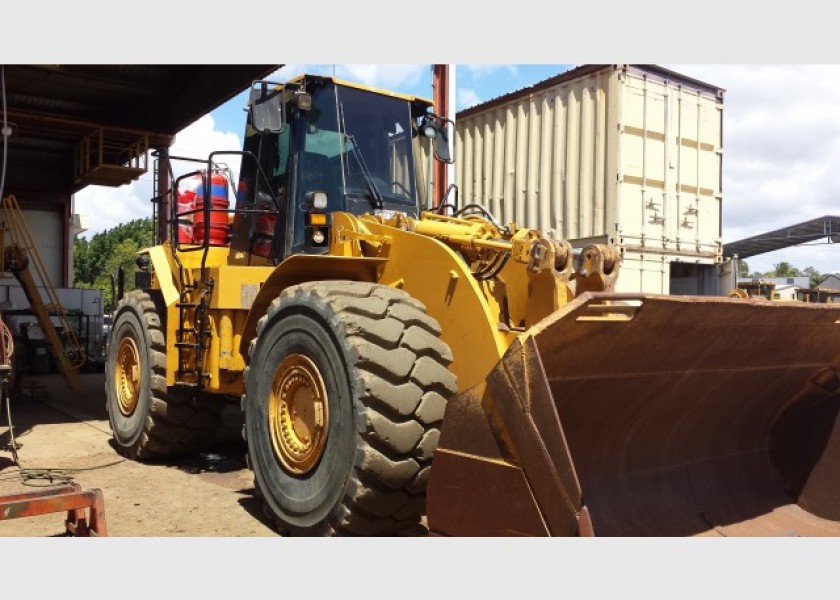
[803,266,822,289]
[773,261,801,277]
[736,259,750,277]
[74,218,154,311]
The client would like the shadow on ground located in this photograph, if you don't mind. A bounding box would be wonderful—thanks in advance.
[237,488,276,531]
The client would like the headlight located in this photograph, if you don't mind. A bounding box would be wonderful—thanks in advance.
[312,191,327,210]
[304,190,328,211]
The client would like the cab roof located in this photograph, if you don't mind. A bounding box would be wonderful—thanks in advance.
[286,74,434,106]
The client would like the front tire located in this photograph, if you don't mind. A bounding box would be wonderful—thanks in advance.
[244,281,456,535]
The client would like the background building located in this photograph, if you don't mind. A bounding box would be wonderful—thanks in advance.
[455,64,724,295]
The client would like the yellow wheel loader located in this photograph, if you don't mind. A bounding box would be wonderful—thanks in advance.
[106,75,840,536]
[729,279,780,300]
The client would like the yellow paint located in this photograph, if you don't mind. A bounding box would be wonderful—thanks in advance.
[239,254,386,358]
[165,300,180,387]
[204,265,276,309]
[362,219,513,392]
[218,310,234,371]
[269,353,330,475]
[115,336,141,416]
[232,311,247,371]
[167,245,230,270]
[147,209,578,398]
[206,314,220,391]
[144,245,179,307]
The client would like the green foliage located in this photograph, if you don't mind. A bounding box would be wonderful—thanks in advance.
[772,261,801,277]
[803,266,823,289]
[73,218,153,311]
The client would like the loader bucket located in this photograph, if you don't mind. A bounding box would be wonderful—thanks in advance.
[427,293,840,536]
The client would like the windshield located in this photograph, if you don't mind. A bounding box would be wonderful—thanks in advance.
[336,85,417,205]
[293,81,421,250]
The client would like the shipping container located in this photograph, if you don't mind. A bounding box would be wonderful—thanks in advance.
[454,64,724,294]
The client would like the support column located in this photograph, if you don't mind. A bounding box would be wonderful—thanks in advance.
[432,64,450,208]
[157,146,171,243]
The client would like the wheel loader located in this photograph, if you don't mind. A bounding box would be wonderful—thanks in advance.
[107,74,840,536]
[728,279,781,300]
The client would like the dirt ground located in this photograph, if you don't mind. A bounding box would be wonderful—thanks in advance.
[0,372,277,537]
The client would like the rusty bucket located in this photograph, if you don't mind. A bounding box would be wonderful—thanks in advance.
[428,293,840,536]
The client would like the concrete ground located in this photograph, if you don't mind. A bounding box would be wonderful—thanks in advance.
[0,372,277,537]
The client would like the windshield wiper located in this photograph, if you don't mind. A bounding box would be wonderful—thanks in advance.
[338,100,383,210]
[345,134,384,209]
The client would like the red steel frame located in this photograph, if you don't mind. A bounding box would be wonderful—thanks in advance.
[0,482,107,536]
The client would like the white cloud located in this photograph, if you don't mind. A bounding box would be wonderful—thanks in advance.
[458,88,481,110]
[170,114,242,162]
[667,64,840,274]
[74,114,242,239]
[269,64,427,92]
[72,183,151,240]
[336,65,426,90]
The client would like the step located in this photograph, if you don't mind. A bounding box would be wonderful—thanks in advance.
[174,342,200,349]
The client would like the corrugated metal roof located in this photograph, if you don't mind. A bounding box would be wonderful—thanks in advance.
[1,64,281,197]
[723,216,840,259]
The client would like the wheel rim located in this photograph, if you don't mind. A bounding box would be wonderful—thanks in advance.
[269,353,330,475]
[115,336,141,417]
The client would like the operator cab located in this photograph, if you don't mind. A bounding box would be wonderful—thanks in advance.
[230,75,452,263]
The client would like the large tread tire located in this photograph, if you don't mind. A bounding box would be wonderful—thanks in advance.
[244,281,457,536]
[105,290,223,460]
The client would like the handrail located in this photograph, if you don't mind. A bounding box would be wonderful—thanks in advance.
[2,195,84,390]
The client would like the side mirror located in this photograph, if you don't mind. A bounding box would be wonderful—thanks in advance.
[434,124,452,163]
[249,81,285,134]
[421,114,454,164]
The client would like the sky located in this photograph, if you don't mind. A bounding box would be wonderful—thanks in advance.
[72,63,840,277]
[5,0,839,588]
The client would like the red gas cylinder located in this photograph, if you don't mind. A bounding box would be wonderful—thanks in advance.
[252,199,277,258]
[175,174,201,244]
[193,171,231,246]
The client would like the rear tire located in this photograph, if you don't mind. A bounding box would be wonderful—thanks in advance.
[105,290,222,460]
[244,281,456,535]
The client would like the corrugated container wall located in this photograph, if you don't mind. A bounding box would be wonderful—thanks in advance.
[455,64,724,294]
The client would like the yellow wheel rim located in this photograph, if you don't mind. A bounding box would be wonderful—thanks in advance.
[115,336,141,417]
[269,354,329,475]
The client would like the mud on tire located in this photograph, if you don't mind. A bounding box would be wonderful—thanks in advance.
[243,281,457,536]
[105,290,223,460]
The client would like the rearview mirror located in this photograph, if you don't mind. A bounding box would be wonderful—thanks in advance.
[421,114,454,164]
[434,124,452,163]
[249,81,285,134]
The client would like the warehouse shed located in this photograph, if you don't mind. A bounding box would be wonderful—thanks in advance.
[1,64,279,283]
[0,64,280,359]
[455,64,725,295]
